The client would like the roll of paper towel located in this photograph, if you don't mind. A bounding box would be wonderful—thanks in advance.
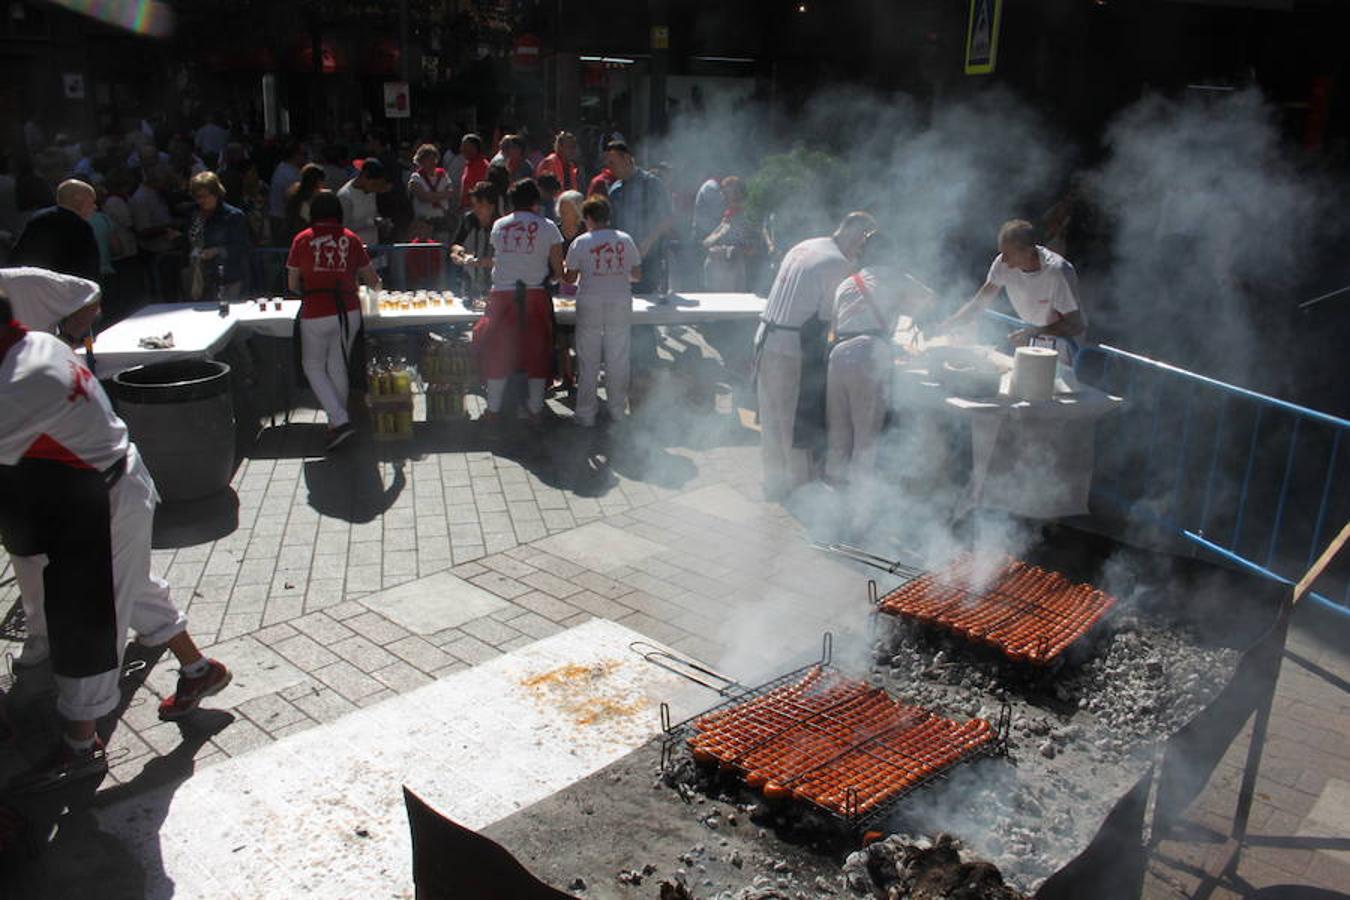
[1011,346,1058,402]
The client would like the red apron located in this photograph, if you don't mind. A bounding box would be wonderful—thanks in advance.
[472,286,554,379]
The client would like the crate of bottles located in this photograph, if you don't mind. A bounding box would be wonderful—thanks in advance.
[369,364,415,441]
[421,334,476,424]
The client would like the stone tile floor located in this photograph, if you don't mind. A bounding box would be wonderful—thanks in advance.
[1,390,1347,898]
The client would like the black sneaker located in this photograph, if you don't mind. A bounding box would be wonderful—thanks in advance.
[9,737,108,793]
[325,423,356,452]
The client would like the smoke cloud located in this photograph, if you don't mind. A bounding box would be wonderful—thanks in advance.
[1083,86,1338,394]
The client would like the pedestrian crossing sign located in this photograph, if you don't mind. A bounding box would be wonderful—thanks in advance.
[964,0,1002,75]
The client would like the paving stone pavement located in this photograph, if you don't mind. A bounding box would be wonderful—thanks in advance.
[1,389,1347,896]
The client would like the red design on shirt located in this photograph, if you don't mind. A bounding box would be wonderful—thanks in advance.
[501,220,540,253]
[588,240,625,274]
[67,361,94,403]
[287,222,371,319]
[25,433,94,469]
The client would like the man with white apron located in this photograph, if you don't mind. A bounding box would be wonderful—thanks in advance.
[825,234,934,487]
[934,218,1086,364]
[0,268,230,792]
[752,212,873,500]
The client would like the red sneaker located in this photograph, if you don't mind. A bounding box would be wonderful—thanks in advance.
[158,659,232,721]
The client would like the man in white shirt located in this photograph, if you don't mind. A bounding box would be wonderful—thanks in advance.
[825,233,934,486]
[338,158,390,250]
[936,219,1086,362]
[0,270,230,792]
[753,211,874,499]
[563,196,642,427]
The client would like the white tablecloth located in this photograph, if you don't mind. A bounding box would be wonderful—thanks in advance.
[85,293,767,377]
[892,351,1123,519]
[81,303,239,378]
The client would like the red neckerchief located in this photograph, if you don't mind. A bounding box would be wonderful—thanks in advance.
[0,320,28,363]
[721,203,742,223]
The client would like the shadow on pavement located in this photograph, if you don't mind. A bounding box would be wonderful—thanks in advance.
[0,644,231,898]
[151,489,240,550]
[303,436,408,524]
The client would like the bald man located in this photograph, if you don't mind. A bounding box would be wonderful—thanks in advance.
[11,179,100,282]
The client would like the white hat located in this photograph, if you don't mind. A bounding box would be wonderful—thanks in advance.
[0,266,101,332]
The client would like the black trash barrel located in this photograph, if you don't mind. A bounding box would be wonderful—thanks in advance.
[111,359,235,502]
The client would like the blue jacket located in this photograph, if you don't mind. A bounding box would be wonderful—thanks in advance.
[199,201,252,285]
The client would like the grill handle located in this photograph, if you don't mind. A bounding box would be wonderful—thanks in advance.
[630,641,741,697]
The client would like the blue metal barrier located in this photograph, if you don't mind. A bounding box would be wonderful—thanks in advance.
[979,310,1349,615]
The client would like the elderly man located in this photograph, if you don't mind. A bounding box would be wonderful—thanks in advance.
[753,211,875,499]
[10,179,100,282]
[603,141,675,295]
[935,218,1086,362]
[0,268,230,792]
[535,131,582,193]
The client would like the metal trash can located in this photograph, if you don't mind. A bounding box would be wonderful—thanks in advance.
[110,359,235,502]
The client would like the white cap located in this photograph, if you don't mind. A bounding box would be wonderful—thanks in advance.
[0,266,102,332]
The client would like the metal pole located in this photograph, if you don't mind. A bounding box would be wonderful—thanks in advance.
[648,0,669,135]
[1232,522,1350,844]
[398,0,410,144]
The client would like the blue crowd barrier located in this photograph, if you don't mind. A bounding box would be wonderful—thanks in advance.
[979,310,1347,614]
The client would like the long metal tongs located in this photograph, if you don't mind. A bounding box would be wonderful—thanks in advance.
[811,542,925,578]
[629,641,743,697]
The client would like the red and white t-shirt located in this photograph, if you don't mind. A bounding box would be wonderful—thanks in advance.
[489,211,562,292]
[0,330,128,471]
[564,228,641,305]
[286,221,371,319]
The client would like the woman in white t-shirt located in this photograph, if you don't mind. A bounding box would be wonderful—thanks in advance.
[934,218,1086,363]
[475,178,563,425]
[562,196,642,427]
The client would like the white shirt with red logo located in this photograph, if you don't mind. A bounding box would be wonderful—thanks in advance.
[986,245,1082,329]
[564,228,641,306]
[0,331,128,470]
[489,211,562,291]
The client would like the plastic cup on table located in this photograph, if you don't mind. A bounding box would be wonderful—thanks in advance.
[272,297,283,311]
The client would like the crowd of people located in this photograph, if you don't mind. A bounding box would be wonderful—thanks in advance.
[0,118,766,317]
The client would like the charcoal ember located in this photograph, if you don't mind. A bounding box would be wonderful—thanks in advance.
[660,879,694,899]
[843,834,1027,900]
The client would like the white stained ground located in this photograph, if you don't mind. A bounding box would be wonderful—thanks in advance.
[96,619,710,899]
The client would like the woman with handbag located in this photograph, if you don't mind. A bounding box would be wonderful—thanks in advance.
[186,171,251,301]
[286,190,382,451]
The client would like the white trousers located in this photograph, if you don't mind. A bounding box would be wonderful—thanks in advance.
[300,310,360,428]
[575,297,632,425]
[485,378,547,415]
[826,336,892,484]
[20,447,188,721]
[756,349,808,493]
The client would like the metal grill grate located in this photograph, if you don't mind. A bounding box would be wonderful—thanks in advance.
[871,554,1116,665]
[660,642,1007,830]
